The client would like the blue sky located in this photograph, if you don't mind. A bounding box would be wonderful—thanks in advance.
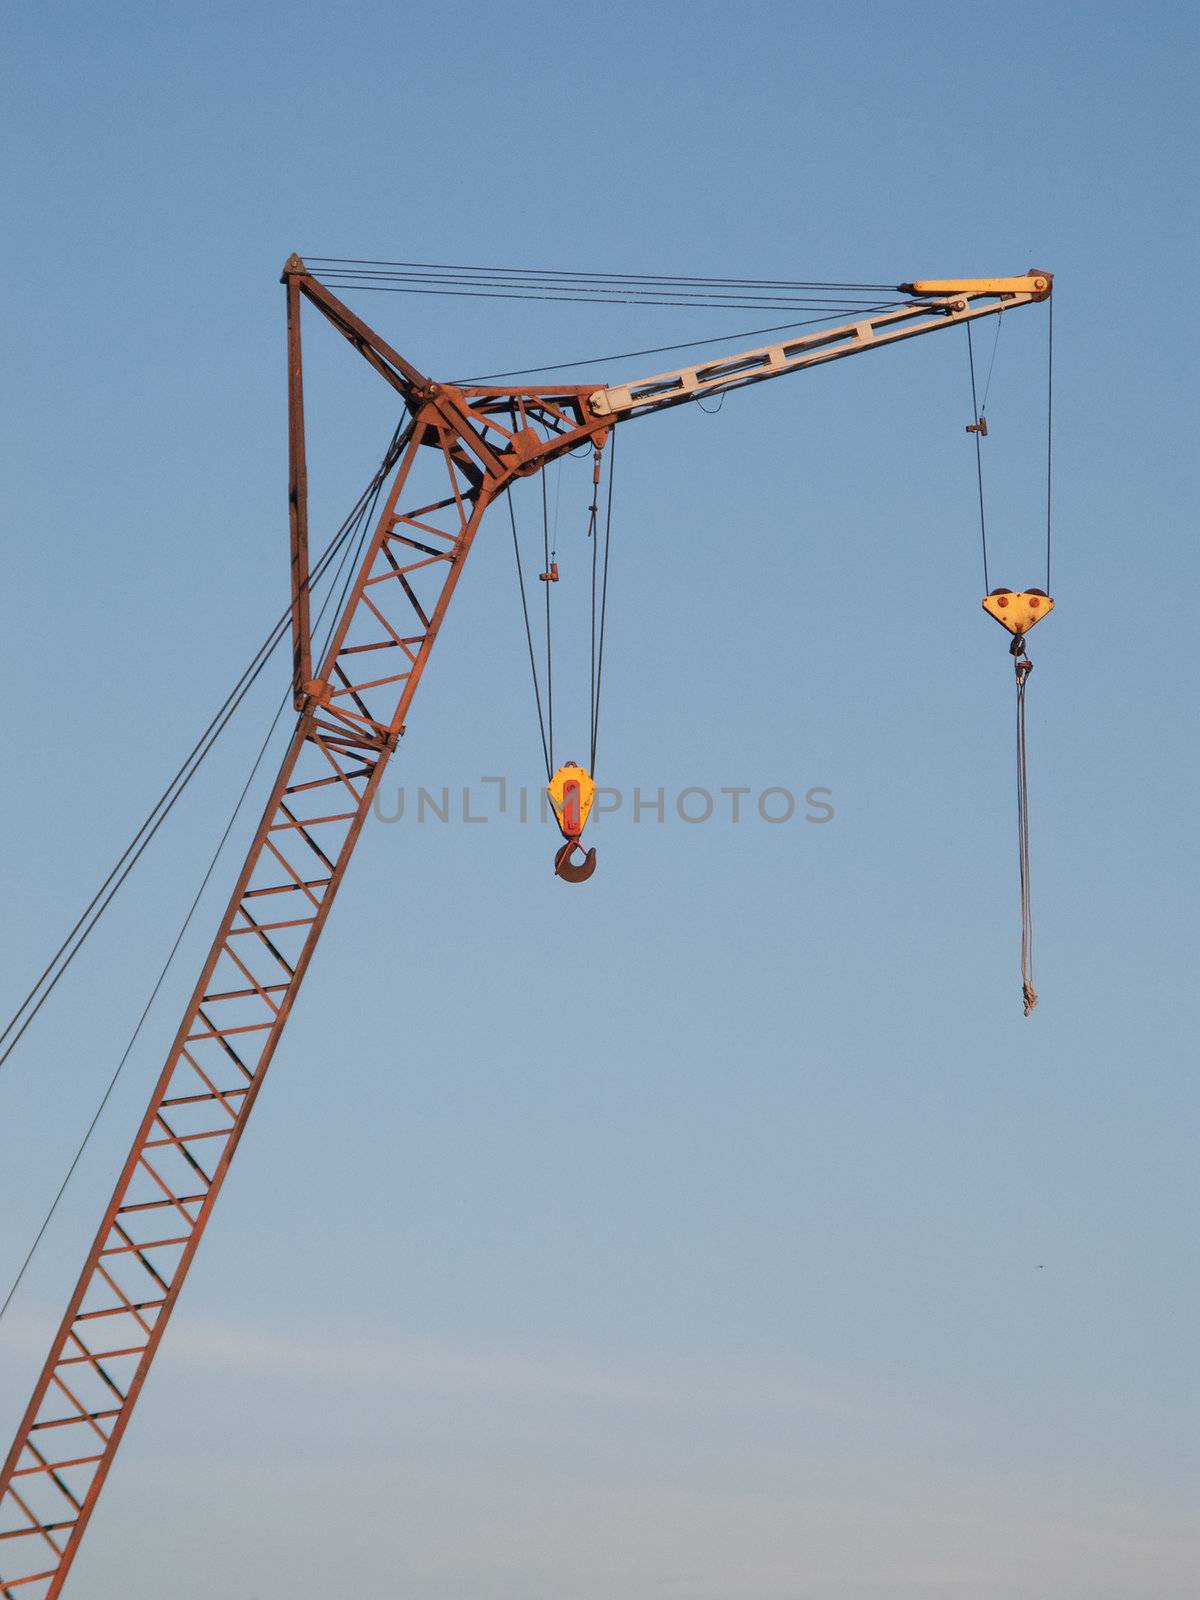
[0,3,1196,1596]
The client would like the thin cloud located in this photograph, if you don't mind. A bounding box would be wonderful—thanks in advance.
[154,1314,891,1422]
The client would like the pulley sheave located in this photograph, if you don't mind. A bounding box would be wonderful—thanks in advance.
[982,587,1054,637]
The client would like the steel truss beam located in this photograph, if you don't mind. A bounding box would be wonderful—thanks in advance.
[0,259,1046,1597]
[0,415,496,1596]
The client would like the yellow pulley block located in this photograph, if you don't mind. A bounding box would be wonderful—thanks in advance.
[982,589,1055,637]
[547,762,595,838]
[546,762,596,883]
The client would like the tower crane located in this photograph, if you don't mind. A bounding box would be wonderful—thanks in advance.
[0,260,1052,1596]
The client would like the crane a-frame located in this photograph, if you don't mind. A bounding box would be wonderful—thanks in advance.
[0,260,1051,1597]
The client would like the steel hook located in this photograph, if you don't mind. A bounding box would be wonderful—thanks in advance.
[554,837,597,884]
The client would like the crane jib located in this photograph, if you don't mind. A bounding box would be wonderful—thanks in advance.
[0,261,1052,1597]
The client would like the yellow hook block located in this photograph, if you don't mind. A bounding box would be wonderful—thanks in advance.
[982,590,1055,636]
[547,762,595,841]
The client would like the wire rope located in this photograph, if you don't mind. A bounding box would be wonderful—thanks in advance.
[454,305,902,386]
[1016,652,1037,1015]
[542,471,555,773]
[301,260,907,317]
[314,424,402,662]
[310,270,899,304]
[966,321,990,593]
[0,429,406,1080]
[1045,295,1054,593]
[0,700,288,1326]
[315,284,908,314]
[590,431,616,776]
[978,309,1003,416]
[304,255,900,290]
[588,461,600,773]
[0,438,405,1322]
[506,489,551,781]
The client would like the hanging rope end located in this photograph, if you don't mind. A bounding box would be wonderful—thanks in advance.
[1022,980,1039,1017]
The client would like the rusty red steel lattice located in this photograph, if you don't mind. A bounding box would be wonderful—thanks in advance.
[0,266,612,1597]
[0,258,1041,1596]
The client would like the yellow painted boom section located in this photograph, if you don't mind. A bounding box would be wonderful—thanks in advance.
[906,273,1052,300]
[590,272,1051,421]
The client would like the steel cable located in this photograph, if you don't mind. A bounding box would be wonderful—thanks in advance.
[506,490,552,782]
[0,435,405,1322]
[302,258,907,315]
[590,432,615,776]
[1045,295,1054,593]
[304,255,900,290]
[454,305,902,386]
[542,472,555,773]
[310,271,899,304]
[0,700,289,1326]
[315,284,907,314]
[979,309,1003,415]
[0,428,406,1080]
[966,320,990,593]
[1016,655,1037,1015]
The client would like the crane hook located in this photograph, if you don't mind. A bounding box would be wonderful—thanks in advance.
[547,762,597,885]
[554,836,597,883]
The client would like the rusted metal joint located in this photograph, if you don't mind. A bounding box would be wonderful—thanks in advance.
[506,426,545,477]
[303,677,333,707]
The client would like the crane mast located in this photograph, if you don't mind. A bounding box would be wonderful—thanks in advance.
[0,260,1050,1597]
